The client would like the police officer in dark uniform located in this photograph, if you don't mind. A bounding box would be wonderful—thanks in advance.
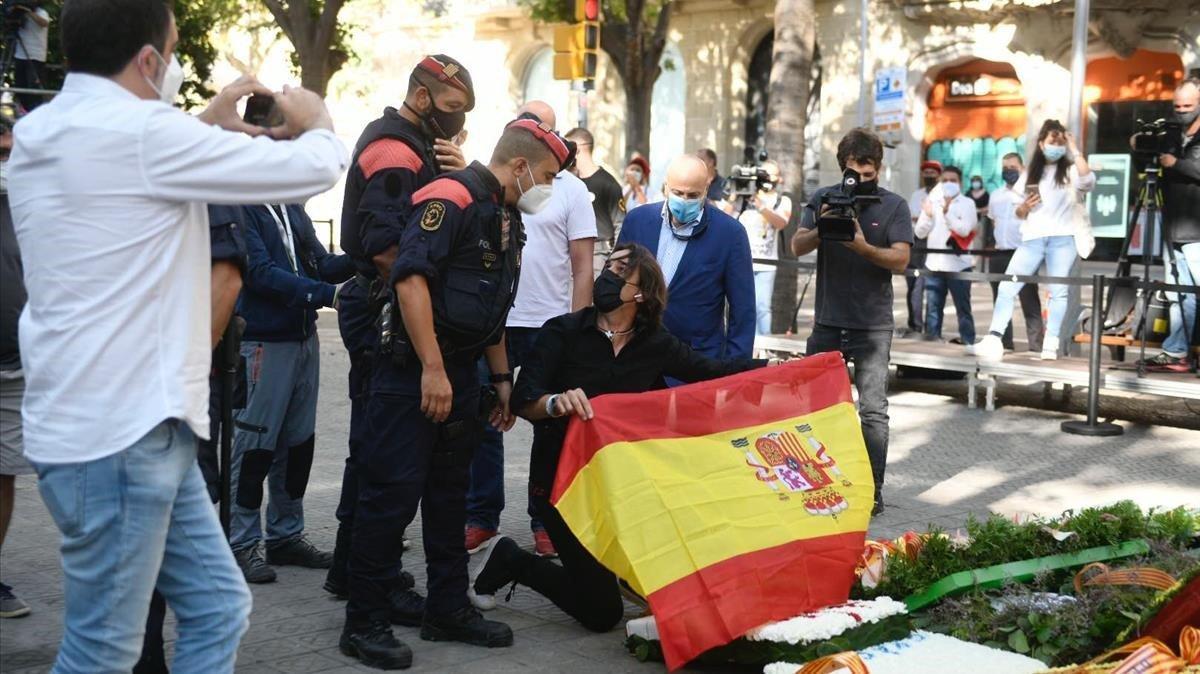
[340,119,572,670]
[326,55,474,620]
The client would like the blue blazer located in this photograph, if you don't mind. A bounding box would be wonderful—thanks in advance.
[237,204,355,342]
[618,202,755,359]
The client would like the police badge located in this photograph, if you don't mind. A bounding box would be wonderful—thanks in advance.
[421,202,446,231]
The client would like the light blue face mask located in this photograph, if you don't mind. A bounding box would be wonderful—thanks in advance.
[1041,143,1067,162]
[667,194,704,225]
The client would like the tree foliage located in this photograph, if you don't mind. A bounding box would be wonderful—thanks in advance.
[260,0,354,96]
[174,0,241,108]
[519,0,673,156]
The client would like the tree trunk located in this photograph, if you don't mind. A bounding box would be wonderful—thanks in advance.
[260,0,346,98]
[299,52,330,97]
[765,0,816,334]
[623,73,653,158]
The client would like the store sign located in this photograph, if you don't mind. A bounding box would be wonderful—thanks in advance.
[946,74,1022,103]
[1086,154,1131,239]
[873,67,906,134]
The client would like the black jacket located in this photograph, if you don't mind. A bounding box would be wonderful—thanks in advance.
[1163,131,1200,244]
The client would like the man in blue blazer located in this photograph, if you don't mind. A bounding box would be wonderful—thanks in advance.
[618,154,755,359]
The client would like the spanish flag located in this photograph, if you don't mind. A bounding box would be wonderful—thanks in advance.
[551,352,874,670]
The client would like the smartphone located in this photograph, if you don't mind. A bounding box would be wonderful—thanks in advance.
[1025,184,1040,200]
[243,94,280,127]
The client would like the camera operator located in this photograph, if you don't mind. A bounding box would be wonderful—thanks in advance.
[10,0,50,112]
[791,128,912,515]
[724,159,792,335]
[1140,77,1200,372]
[6,0,347,669]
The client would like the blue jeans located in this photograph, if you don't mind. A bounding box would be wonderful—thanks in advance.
[1163,241,1200,356]
[753,269,776,335]
[229,336,320,553]
[33,420,251,673]
[990,235,1076,341]
[924,273,976,344]
[467,327,539,532]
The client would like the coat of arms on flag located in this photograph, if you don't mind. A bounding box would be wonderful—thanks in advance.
[552,352,874,670]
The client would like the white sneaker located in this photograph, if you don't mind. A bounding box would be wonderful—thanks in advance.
[1040,337,1060,361]
[467,536,501,611]
[973,334,1004,363]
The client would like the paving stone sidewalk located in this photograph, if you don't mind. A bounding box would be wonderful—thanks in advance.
[2,315,1197,673]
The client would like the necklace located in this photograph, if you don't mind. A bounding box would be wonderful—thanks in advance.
[597,318,634,341]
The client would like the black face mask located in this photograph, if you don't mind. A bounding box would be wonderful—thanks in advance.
[1002,168,1020,186]
[405,100,466,140]
[854,178,878,196]
[593,269,631,313]
[922,175,937,190]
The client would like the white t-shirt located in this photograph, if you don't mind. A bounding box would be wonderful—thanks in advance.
[1014,164,1096,241]
[737,192,792,272]
[914,188,979,272]
[988,186,1024,250]
[8,73,347,464]
[508,171,598,328]
[14,8,50,61]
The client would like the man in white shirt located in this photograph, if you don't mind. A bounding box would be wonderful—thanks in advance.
[11,0,51,112]
[726,160,792,335]
[901,160,941,337]
[7,1,347,670]
[915,165,979,346]
[986,152,1044,352]
[465,101,595,560]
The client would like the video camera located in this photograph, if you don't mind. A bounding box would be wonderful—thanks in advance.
[727,147,772,199]
[1132,117,1184,158]
[816,168,880,241]
[2,0,37,33]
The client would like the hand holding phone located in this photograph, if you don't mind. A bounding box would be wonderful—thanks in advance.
[243,94,282,128]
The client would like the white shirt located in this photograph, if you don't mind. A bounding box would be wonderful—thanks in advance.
[908,187,930,224]
[988,186,1024,250]
[656,204,698,286]
[14,8,49,61]
[737,192,792,272]
[914,188,979,273]
[507,171,597,328]
[8,74,348,464]
[1014,164,1096,241]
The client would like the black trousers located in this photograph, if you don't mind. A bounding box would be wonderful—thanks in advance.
[988,250,1044,352]
[329,281,377,589]
[806,325,892,495]
[346,357,479,626]
[904,274,925,332]
[13,59,47,111]
[504,494,624,633]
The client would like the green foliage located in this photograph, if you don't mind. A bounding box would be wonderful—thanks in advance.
[854,502,1198,602]
[175,0,241,108]
[518,0,667,28]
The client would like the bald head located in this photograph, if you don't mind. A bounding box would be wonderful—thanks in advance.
[664,155,710,200]
[518,100,557,130]
[1175,78,1200,133]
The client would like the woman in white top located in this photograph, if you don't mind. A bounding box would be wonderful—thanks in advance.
[975,119,1095,362]
[622,155,651,214]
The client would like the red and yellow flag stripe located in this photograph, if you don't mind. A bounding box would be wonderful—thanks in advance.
[552,353,874,670]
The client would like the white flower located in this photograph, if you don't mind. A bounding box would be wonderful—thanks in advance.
[746,597,908,645]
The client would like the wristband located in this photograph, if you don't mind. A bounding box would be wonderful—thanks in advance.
[488,372,513,384]
[545,394,560,418]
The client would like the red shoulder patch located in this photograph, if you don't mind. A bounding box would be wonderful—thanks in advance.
[358,139,423,179]
[412,179,473,210]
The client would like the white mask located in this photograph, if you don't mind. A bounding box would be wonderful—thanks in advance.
[516,165,553,215]
[145,49,184,106]
[941,182,961,199]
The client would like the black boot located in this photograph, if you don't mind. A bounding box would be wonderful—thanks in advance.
[388,581,425,627]
[473,536,529,598]
[324,525,352,598]
[340,620,413,670]
[420,606,513,648]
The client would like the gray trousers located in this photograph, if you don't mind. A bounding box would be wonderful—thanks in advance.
[229,334,320,552]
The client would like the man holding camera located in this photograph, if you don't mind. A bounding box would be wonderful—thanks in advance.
[7,0,347,669]
[10,0,50,112]
[725,159,792,335]
[791,128,912,515]
[1140,77,1200,372]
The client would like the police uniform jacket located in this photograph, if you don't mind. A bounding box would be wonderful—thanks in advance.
[340,108,439,276]
[237,204,355,342]
[390,161,523,359]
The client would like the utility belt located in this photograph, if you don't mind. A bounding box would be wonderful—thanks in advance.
[374,292,502,368]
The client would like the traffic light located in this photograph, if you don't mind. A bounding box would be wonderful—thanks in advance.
[553,0,601,82]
